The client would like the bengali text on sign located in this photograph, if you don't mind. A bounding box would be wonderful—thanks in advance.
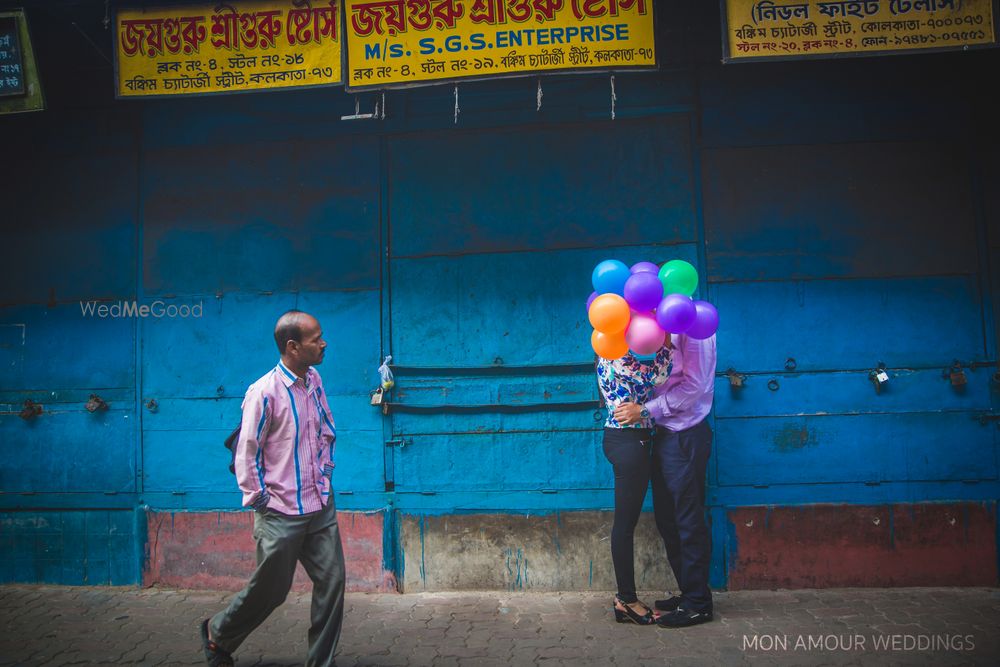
[344,0,656,90]
[115,0,342,98]
[722,0,997,61]
[0,16,25,97]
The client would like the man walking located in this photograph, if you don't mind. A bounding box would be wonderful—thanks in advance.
[201,310,345,667]
[614,332,716,627]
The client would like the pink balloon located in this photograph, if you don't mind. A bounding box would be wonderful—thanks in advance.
[625,312,666,355]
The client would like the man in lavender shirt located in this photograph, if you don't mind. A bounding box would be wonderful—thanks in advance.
[614,333,716,627]
[200,310,344,667]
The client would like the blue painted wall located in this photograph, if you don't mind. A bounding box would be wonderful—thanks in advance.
[1,1,997,586]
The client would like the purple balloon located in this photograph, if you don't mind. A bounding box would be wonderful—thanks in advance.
[630,261,659,275]
[686,301,719,340]
[586,291,598,313]
[656,294,696,333]
[623,272,664,312]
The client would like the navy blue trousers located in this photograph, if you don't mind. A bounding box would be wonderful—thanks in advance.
[650,419,713,613]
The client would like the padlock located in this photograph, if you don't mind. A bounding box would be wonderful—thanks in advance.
[725,368,745,389]
[869,363,888,394]
[19,399,43,420]
[85,394,109,413]
[949,367,967,387]
[370,387,384,406]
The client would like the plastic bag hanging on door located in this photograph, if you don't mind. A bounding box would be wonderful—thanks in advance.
[378,355,394,391]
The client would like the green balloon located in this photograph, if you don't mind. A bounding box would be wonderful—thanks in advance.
[658,260,698,296]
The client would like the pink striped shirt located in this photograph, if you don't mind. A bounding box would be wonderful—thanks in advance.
[234,360,336,515]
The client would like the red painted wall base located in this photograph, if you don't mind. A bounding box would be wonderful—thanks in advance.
[144,510,397,592]
[143,502,997,592]
[727,502,997,589]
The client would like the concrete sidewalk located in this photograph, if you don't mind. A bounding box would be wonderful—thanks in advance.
[0,585,997,666]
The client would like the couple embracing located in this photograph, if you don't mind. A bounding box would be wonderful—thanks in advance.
[596,332,717,628]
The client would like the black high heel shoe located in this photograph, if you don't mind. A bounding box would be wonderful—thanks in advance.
[613,594,655,625]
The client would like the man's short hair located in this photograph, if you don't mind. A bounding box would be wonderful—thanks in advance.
[274,310,308,354]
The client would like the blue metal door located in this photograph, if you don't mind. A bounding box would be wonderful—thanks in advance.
[383,116,701,513]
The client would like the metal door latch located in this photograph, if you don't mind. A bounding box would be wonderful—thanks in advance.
[725,368,746,389]
[945,361,967,388]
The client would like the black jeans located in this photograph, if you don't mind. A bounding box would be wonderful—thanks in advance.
[602,427,654,603]
[650,419,713,613]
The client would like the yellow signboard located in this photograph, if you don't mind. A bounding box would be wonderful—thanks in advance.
[722,0,997,61]
[115,1,342,98]
[344,0,656,90]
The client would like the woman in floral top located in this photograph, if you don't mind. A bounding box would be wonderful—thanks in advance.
[596,343,672,625]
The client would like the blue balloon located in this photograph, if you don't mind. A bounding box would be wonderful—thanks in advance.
[592,260,630,296]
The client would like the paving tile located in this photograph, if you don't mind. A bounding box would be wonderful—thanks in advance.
[0,585,997,666]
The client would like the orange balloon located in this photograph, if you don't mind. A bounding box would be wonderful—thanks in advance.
[592,329,629,360]
[588,293,631,334]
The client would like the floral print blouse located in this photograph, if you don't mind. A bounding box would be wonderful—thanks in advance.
[596,346,672,429]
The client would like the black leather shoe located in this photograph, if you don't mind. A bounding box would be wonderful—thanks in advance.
[613,595,655,625]
[656,607,713,628]
[654,595,682,612]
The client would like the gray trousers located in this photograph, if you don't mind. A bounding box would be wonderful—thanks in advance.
[210,498,345,667]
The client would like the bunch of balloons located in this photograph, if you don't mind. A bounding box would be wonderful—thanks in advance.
[587,259,719,360]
